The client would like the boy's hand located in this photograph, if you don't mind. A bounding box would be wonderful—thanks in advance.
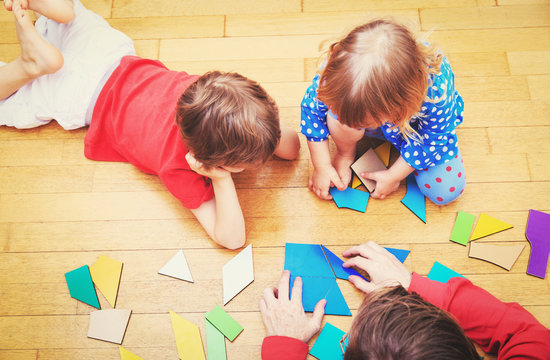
[361,169,400,199]
[185,152,231,180]
[342,241,412,293]
[308,164,346,200]
[260,270,326,343]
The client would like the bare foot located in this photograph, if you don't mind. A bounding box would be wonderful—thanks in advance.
[27,0,75,23]
[13,0,63,78]
[333,152,354,187]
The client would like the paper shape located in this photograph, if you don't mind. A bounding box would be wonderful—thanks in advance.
[285,243,353,316]
[470,213,513,241]
[119,346,144,360]
[222,244,254,305]
[351,174,362,189]
[401,174,426,223]
[525,209,550,278]
[205,317,227,360]
[310,322,348,360]
[351,148,387,192]
[329,187,370,213]
[427,261,465,283]
[65,265,100,309]
[87,309,131,344]
[90,255,123,308]
[170,311,206,360]
[158,250,193,283]
[205,305,243,341]
[450,211,476,246]
[469,242,525,271]
[374,142,391,167]
[385,247,411,263]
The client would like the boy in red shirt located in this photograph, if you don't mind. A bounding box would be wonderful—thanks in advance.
[0,0,300,249]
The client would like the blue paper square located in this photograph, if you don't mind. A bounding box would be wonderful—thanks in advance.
[310,322,348,360]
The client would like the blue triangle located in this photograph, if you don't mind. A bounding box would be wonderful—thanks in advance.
[385,247,411,263]
[401,174,426,223]
[290,275,351,316]
[321,245,366,281]
[427,261,465,283]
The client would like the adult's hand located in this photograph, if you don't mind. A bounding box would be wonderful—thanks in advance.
[260,270,326,343]
[342,241,412,293]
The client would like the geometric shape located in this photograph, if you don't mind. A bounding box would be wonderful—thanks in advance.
[64,265,101,309]
[469,242,525,271]
[321,245,366,281]
[87,309,131,344]
[374,141,391,167]
[290,275,351,316]
[205,305,243,342]
[470,213,513,241]
[158,250,193,283]
[119,346,144,360]
[427,261,465,283]
[400,173,426,223]
[351,174,362,189]
[170,311,206,360]
[90,254,123,308]
[329,187,370,213]
[204,317,227,360]
[351,148,387,192]
[450,211,476,246]
[222,244,254,305]
[284,243,334,278]
[385,247,411,263]
[525,209,550,278]
[309,322,347,360]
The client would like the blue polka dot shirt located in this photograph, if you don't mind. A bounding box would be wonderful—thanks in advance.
[300,56,464,170]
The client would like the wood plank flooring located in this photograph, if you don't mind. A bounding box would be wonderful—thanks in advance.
[1,1,549,359]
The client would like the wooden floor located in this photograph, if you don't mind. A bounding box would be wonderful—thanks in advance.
[1,0,550,359]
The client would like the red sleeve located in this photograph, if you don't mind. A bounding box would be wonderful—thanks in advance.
[408,272,550,359]
[261,336,309,360]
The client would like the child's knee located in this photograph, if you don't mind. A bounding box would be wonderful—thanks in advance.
[414,158,466,206]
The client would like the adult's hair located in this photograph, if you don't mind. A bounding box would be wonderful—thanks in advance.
[317,19,442,141]
[344,286,479,360]
[176,71,281,168]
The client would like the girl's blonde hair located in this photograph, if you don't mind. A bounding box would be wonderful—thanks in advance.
[317,19,442,142]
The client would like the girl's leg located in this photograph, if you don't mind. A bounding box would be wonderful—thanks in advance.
[4,0,75,23]
[0,1,62,100]
[414,151,466,205]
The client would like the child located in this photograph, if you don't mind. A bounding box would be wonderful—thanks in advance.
[301,19,465,205]
[260,242,550,359]
[0,0,300,250]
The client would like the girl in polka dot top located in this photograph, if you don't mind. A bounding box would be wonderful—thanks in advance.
[301,19,465,205]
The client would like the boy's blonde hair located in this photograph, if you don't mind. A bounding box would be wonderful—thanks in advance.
[317,19,442,141]
[176,71,281,168]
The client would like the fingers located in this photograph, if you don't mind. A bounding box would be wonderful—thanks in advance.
[277,270,291,301]
[348,275,376,293]
[311,299,326,327]
[342,241,384,259]
[342,256,373,274]
[262,287,278,306]
[290,276,303,306]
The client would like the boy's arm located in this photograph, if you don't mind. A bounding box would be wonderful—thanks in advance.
[186,154,245,250]
[274,123,300,160]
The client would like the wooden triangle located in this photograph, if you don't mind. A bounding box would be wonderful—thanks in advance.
[90,255,123,308]
[158,250,193,282]
[351,174,362,189]
[469,242,525,271]
[374,142,391,167]
[470,213,513,240]
[119,346,144,360]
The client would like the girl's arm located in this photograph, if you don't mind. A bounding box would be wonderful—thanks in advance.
[307,140,345,200]
[187,154,245,250]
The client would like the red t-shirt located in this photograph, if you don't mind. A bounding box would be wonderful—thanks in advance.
[84,56,214,209]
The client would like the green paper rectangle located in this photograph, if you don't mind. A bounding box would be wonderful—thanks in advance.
[205,317,227,360]
[205,306,243,342]
[450,211,476,246]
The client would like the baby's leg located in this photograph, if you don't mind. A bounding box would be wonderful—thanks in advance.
[327,112,364,186]
[0,1,63,100]
[4,0,75,23]
[415,151,466,205]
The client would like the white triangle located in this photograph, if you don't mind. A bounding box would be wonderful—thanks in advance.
[158,250,194,283]
[222,244,254,305]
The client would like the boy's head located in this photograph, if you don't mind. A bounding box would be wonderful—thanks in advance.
[318,19,441,132]
[344,286,478,360]
[176,71,281,169]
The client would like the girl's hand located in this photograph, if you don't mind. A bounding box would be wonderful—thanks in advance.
[342,241,412,293]
[361,169,400,199]
[185,152,231,180]
[308,164,346,200]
